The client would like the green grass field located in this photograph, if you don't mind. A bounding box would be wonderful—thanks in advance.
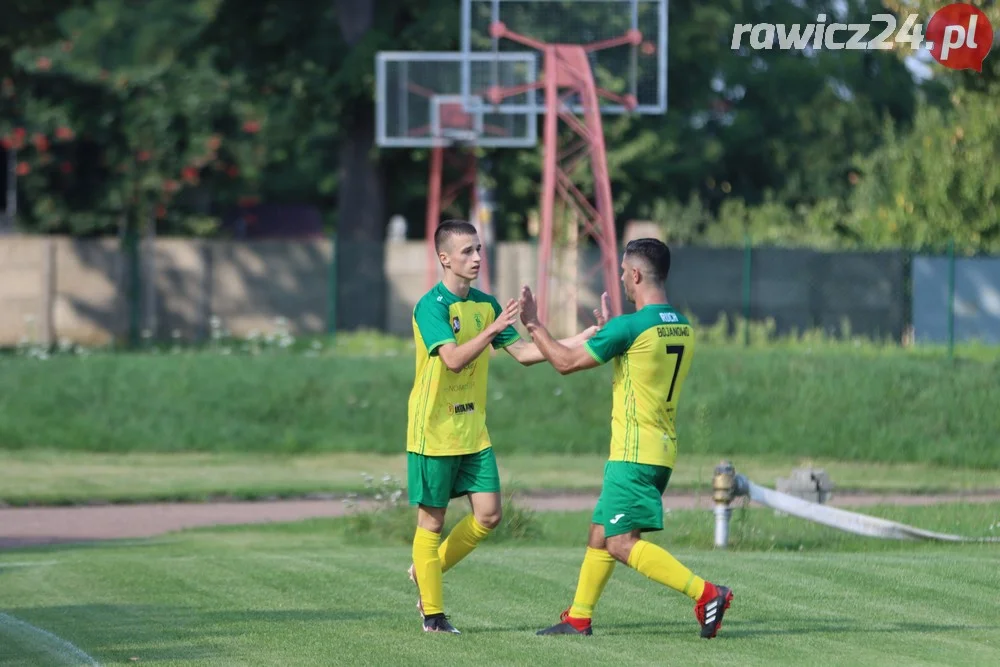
[2,330,997,664]
[1,504,998,666]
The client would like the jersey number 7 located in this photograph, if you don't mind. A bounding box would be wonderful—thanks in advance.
[664,345,685,402]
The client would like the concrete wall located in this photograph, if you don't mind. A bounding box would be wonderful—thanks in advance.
[0,235,332,346]
[0,235,919,345]
[0,237,53,345]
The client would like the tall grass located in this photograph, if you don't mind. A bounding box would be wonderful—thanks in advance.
[0,327,997,467]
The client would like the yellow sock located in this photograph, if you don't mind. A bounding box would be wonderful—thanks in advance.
[439,514,492,573]
[568,547,617,619]
[626,540,706,601]
[412,527,444,616]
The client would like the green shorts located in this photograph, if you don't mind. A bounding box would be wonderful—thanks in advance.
[407,448,501,508]
[592,461,672,537]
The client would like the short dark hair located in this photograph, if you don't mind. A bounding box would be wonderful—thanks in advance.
[434,219,478,252]
[624,238,671,283]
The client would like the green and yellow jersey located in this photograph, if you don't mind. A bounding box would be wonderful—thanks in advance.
[406,282,520,457]
[583,304,694,468]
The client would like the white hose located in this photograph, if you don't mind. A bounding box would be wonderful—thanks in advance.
[737,475,1000,543]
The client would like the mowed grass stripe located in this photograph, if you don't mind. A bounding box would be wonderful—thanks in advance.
[741,555,997,666]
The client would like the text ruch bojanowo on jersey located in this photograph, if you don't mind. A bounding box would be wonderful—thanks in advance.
[584,304,694,469]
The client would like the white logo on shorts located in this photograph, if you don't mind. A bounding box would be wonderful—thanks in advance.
[610,513,625,524]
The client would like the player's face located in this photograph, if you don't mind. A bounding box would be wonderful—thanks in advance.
[620,258,638,303]
[440,233,482,281]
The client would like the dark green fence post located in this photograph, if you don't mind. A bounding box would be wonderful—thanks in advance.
[742,233,752,346]
[125,219,140,349]
[327,232,337,339]
[947,238,955,358]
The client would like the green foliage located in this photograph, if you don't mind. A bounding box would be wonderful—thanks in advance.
[338,472,413,544]
[339,475,540,545]
[6,0,268,235]
[489,0,927,242]
[849,90,1000,253]
[0,0,994,254]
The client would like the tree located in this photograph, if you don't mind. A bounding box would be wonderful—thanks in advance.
[849,90,1000,253]
[840,0,1000,252]
[9,0,268,235]
[478,0,926,243]
[0,0,92,224]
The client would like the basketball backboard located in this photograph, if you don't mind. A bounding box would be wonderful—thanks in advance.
[461,0,668,115]
[375,51,538,148]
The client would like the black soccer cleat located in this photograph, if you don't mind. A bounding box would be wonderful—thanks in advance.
[536,621,593,636]
[695,584,733,639]
[423,613,460,634]
[536,608,593,636]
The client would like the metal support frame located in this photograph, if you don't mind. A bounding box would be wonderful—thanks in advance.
[481,21,645,324]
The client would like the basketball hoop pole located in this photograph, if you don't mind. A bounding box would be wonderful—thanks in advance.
[425,145,444,289]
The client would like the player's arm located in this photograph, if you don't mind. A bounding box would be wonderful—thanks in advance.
[521,321,601,374]
[516,285,599,375]
[505,290,609,366]
[504,327,600,366]
[437,298,520,373]
[519,287,627,375]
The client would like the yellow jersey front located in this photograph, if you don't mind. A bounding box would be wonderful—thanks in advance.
[406,282,519,457]
[583,304,694,468]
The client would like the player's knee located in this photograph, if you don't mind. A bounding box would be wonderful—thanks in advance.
[606,543,628,563]
[476,508,502,530]
[605,537,634,563]
[417,506,446,533]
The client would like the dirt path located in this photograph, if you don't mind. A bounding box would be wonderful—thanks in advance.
[2,490,999,550]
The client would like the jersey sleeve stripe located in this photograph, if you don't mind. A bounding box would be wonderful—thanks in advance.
[583,341,605,364]
[426,337,456,354]
[495,332,521,349]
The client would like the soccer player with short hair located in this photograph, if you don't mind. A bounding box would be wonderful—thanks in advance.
[521,238,734,639]
[407,219,599,634]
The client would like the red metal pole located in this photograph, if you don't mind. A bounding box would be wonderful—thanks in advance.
[537,46,560,325]
[426,145,444,289]
[578,61,622,317]
[468,152,492,293]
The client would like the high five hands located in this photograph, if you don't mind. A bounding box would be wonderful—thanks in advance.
[519,285,611,335]
[519,285,540,329]
[580,291,611,338]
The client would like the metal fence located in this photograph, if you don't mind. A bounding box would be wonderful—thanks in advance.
[912,245,1000,347]
[1,234,998,348]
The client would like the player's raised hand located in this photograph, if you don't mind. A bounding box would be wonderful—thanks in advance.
[490,298,519,334]
[593,291,611,327]
[519,284,540,327]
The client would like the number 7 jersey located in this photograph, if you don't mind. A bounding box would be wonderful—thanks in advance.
[583,304,694,468]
